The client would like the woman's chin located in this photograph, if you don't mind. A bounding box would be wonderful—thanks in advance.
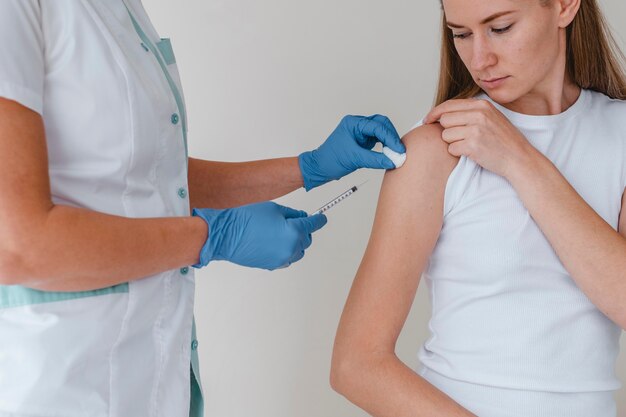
[483,89,519,106]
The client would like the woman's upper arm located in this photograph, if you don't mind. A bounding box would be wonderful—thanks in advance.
[334,123,458,357]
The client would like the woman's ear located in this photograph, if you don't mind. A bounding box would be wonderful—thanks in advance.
[557,0,581,28]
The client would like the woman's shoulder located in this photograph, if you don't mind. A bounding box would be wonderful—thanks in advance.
[402,122,456,164]
[387,123,462,209]
[586,89,626,112]
[584,90,626,139]
[401,120,482,217]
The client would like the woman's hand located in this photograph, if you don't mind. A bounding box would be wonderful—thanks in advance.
[424,99,536,179]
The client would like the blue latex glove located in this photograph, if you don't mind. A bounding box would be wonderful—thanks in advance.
[298,114,405,191]
[192,202,327,270]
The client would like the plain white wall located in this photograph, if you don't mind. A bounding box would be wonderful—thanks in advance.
[142,1,626,416]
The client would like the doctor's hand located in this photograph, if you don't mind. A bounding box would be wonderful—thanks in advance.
[424,99,537,179]
[298,115,406,191]
[192,202,327,270]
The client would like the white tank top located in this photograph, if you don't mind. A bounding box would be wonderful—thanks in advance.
[419,89,625,393]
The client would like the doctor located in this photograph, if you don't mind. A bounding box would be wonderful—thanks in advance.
[0,1,405,417]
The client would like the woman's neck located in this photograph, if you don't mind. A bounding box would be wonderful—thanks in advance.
[505,81,581,116]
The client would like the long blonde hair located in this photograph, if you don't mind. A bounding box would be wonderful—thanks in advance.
[435,0,626,105]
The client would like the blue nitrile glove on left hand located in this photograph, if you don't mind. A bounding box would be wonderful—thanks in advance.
[298,114,406,191]
[192,202,327,270]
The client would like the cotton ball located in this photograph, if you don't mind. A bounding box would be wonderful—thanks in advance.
[382,146,407,168]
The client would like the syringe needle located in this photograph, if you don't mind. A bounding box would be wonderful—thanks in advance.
[310,180,368,216]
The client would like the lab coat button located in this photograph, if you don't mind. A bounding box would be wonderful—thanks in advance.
[177,187,187,199]
[171,113,180,125]
[191,340,198,351]
[180,267,189,275]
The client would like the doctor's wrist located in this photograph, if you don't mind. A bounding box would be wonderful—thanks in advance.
[298,151,333,191]
[188,212,210,268]
[191,208,225,268]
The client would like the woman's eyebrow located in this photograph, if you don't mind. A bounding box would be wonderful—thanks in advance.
[446,10,516,28]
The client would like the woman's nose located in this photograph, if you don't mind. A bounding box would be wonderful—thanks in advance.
[470,37,497,72]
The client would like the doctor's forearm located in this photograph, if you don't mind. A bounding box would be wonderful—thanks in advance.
[188,157,304,209]
[509,151,626,329]
[0,205,207,292]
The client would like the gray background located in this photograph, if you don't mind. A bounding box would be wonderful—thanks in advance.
[142,0,626,415]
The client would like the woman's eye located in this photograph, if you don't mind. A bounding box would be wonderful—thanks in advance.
[452,32,470,40]
[492,24,513,34]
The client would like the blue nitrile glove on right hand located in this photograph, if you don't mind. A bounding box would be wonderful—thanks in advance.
[298,114,405,191]
[192,202,327,270]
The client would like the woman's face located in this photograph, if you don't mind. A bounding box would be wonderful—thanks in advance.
[442,0,566,104]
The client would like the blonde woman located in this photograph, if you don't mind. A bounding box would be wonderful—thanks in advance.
[331,0,626,416]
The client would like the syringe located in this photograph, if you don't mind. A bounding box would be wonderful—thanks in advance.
[310,181,367,216]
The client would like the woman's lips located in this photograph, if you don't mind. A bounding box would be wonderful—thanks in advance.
[480,76,509,89]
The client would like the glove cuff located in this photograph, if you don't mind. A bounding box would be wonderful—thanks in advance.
[191,208,228,268]
[298,151,330,191]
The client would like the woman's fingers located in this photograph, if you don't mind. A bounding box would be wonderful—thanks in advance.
[425,98,492,124]
[441,126,469,144]
[424,100,469,123]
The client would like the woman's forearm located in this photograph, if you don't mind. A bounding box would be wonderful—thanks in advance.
[332,353,476,417]
[188,157,304,209]
[509,149,626,328]
[0,204,207,292]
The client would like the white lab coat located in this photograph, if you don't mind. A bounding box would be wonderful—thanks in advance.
[0,1,202,416]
